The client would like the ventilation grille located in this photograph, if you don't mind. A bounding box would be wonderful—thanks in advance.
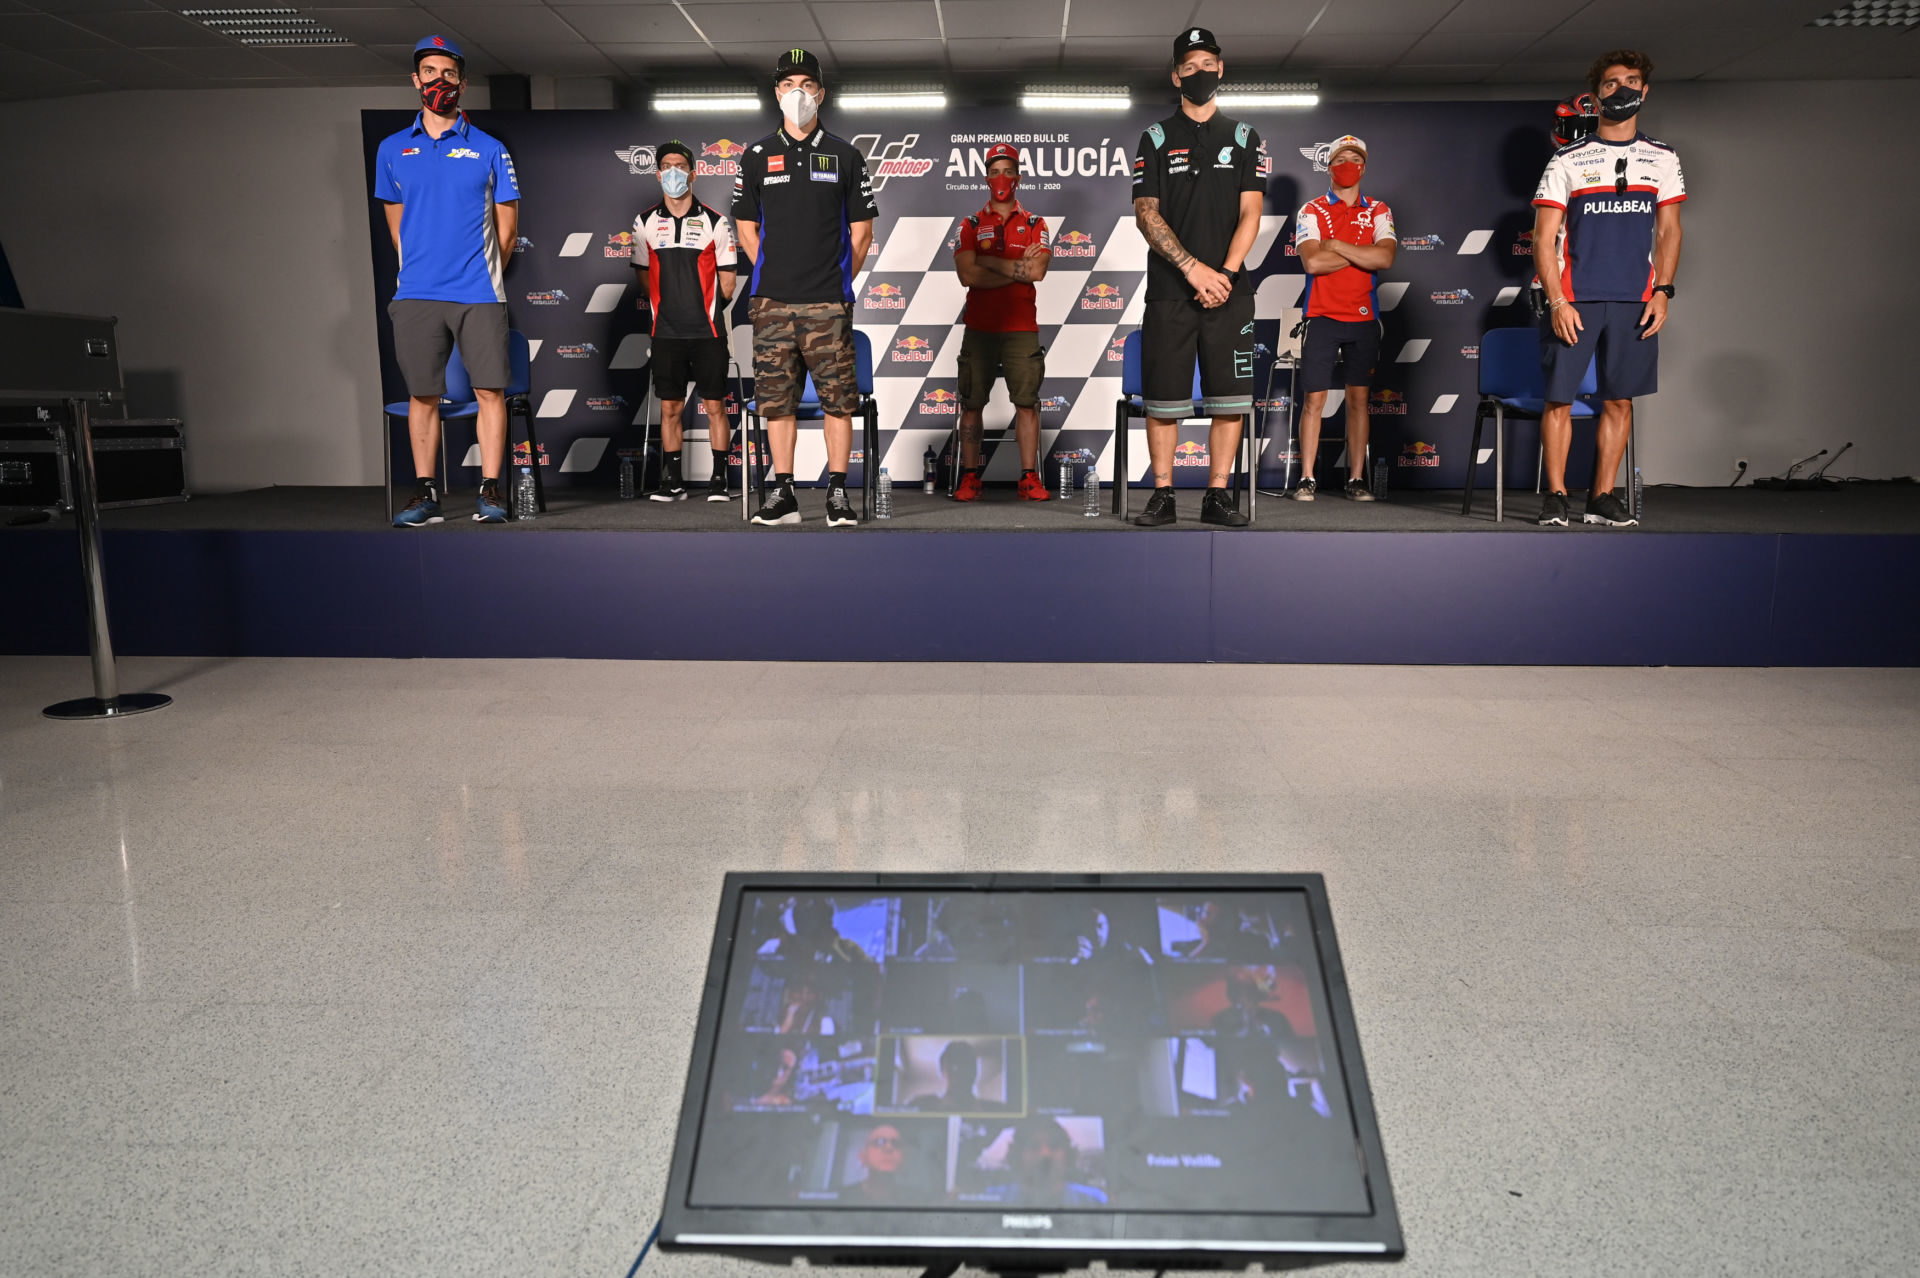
[1809,1,1920,26]
[181,8,350,46]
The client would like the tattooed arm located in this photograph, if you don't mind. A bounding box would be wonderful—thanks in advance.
[1135,196,1231,307]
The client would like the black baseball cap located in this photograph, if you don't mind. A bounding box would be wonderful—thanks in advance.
[657,139,694,166]
[774,47,823,84]
[1174,26,1221,57]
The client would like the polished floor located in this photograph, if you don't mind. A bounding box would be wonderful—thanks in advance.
[3,656,1916,1276]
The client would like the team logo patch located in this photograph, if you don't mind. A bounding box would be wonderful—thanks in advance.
[1369,390,1408,415]
[524,290,569,306]
[1398,440,1439,467]
[1052,230,1096,258]
[400,147,421,157]
[446,148,481,160]
[768,155,785,173]
[1217,146,1235,165]
[811,153,839,182]
[604,231,634,259]
[615,145,657,175]
[1080,283,1125,310]
[1429,288,1474,305]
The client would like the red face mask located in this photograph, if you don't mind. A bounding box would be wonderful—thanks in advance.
[420,78,462,115]
[1330,160,1363,188]
[987,173,1017,203]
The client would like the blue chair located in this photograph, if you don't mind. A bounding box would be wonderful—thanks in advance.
[381,329,541,523]
[634,333,748,498]
[742,328,880,522]
[1463,327,1609,522]
[1111,329,1259,522]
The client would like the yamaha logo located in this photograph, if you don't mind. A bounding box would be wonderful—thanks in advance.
[1002,1215,1053,1230]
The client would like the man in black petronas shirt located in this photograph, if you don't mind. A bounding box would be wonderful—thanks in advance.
[1130,26,1267,528]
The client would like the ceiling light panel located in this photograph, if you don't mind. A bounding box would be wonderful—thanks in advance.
[181,8,349,46]
[1810,1,1920,25]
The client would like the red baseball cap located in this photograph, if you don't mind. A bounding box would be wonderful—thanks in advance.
[985,143,1019,165]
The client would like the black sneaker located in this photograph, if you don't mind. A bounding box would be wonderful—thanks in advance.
[649,477,688,502]
[824,485,858,527]
[1583,489,1639,527]
[1132,486,1177,527]
[1537,491,1570,526]
[1290,477,1317,502]
[1344,476,1376,502]
[750,486,801,526]
[705,473,730,502]
[1200,486,1249,527]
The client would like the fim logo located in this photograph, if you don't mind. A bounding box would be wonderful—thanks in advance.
[554,343,599,360]
[1513,229,1536,256]
[1369,389,1408,416]
[615,145,657,175]
[512,235,534,255]
[604,231,635,259]
[525,289,569,306]
[864,282,908,310]
[512,441,550,467]
[1080,282,1126,311]
[1298,140,1334,171]
[586,395,629,412]
[1052,230,1098,258]
[891,334,936,362]
[1399,233,1445,251]
[1106,334,1129,363]
[1398,440,1440,468]
[697,139,747,177]
[851,133,934,191]
[1461,344,1480,360]
[1038,394,1072,414]
[1173,440,1209,467]
[1429,288,1474,306]
[918,387,960,416]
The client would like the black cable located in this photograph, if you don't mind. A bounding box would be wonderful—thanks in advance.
[623,1221,660,1278]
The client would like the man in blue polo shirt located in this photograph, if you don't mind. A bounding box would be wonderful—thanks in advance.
[374,35,521,525]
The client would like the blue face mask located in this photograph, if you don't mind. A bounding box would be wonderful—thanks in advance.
[660,167,691,198]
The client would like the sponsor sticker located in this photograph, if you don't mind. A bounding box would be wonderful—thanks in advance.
[1080,282,1125,311]
[1461,345,1480,360]
[864,282,907,310]
[1369,389,1408,415]
[918,387,960,415]
[585,395,629,412]
[604,231,634,259]
[400,147,421,157]
[525,290,569,306]
[1429,288,1474,305]
[891,335,935,362]
[1173,440,1209,467]
[446,148,481,160]
[1053,230,1097,258]
[1398,234,1444,251]
[554,343,599,359]
[1398,440,1440,467]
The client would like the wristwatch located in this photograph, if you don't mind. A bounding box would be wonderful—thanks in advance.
[1652,284,1676,299]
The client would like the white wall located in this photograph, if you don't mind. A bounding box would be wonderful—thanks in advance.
[1,79,1912,490]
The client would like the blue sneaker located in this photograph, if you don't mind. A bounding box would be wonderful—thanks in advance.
[474,483,508,523]
[393,493,442,527]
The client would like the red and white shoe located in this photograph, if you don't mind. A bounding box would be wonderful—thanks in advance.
[953,471,985,502]
[1016,470,1050,501]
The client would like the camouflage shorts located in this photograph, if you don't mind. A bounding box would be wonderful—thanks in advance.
[750,298,859,418]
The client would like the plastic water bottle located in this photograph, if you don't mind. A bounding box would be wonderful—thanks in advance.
[514,466,537,520]
[1057,452,1073,500]
[1631,465,1643,518]
[618,456,635,499]
[1083,454,1101,517]
[876,467,893,519]
[923,445,937,495]
[1372,452,1389,499]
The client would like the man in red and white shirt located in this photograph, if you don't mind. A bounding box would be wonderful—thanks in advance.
[1291,135,1397,502]
[950,142,1052,502]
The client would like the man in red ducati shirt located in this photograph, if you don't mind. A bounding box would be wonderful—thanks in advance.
[950,142,1052,502]
[1291,135,1397,502]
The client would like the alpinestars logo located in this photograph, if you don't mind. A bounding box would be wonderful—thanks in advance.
[851,134,935,191]
[615,145,657,175]
[1298,141,1334,171]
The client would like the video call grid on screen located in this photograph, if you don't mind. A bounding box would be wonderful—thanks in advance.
[689,889,1373,1216]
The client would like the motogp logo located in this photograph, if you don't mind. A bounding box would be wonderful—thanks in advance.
[851,133,935,191]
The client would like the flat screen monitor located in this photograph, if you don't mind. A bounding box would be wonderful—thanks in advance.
[660,873,1401,1270]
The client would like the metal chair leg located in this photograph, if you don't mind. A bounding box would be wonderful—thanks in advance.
[1462,403,1485,518]
[440,415,450,496]
[1494,404,1506,523]
[1626,405,1637,518]
[863,399,878,522]
[383,411,395,525]
[1112,399,1130,520]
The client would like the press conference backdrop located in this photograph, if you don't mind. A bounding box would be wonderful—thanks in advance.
[363,101,1576,491]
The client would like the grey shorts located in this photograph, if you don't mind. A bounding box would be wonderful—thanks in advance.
[388,299,511,397]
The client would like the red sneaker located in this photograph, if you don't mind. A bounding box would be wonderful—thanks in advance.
[1016,470,1050,501]
[953,471,984,502]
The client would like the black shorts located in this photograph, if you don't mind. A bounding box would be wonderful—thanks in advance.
[651,335,732,402]
[388,299,511,397]
[1141,282,1255,419]
[1298,317,1383,394]
[1541,300,1658,401]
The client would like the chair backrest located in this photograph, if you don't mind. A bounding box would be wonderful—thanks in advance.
[505,330,531,397]
[443,342,475,403]
[1479,326,1596,400]
[852,328,874,396]
[1119,328,1202,402]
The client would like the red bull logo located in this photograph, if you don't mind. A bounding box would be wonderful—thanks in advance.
[892,334,935,362]
[919,387,959,415]
[1106,335,1129,362]
[1172,440,1209,467]
[695,139,746,177]
[524,289,568,305]
[1080,282,1125,310]
[1513,230,1535,256]
[1038,395,1072,413]
[604,230,634,259]
[1369,389,1408,416]
[585,395,628,412]
[864,282,907,309]
[1052,229,1097,258]
[1461,344,1480,360]
[703,139,746,158]
[512,442,550,467]
[554,343,598,359]
[1429,288,1474,306]
[1398,440,1440,468]
[1399,234,1444,251]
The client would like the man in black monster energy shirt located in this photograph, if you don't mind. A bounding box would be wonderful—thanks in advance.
[1130,26,1267,528]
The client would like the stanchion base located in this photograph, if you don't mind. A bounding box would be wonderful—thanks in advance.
[42,692,172,721]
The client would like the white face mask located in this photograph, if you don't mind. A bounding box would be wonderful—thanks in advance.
[780,87,818,127]
[659,167,691,199]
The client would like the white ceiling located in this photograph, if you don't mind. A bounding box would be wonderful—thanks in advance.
[0,0,1914,101]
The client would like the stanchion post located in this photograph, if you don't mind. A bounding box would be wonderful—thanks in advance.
[42,396,171,721]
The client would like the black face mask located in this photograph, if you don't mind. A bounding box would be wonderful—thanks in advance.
[1178,69,1219,105]
[1598,86,1643,122]
[420,78,462,115]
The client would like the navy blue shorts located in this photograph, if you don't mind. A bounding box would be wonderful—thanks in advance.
[1541,299,1657,402]
[1299,317,1383,394]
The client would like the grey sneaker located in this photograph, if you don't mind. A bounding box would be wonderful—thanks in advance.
[1290,477,1317,502]
[1344,476,1376,502]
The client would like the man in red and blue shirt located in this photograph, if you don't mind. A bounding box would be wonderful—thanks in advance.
[951,142,1052,502]
[1531,48,1686,528]
[374,35,520,526]
[1292,135,1397,502]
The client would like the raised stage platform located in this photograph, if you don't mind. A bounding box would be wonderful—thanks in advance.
[10,484,1920,665]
